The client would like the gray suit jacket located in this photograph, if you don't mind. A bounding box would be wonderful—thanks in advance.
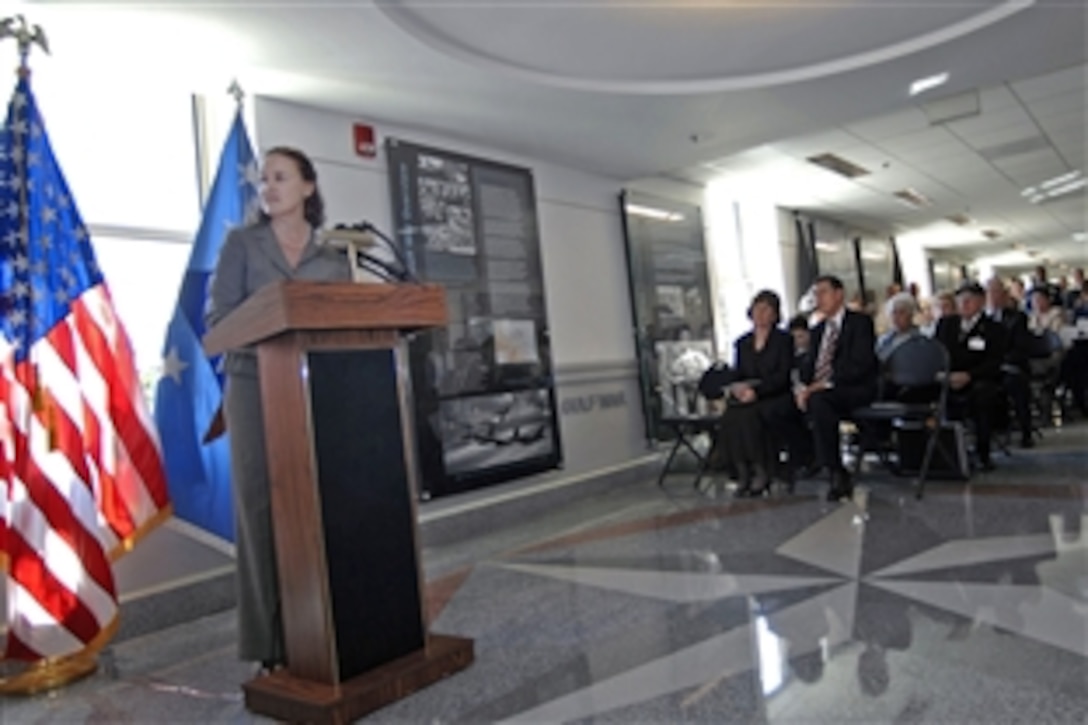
[206,221,351,377]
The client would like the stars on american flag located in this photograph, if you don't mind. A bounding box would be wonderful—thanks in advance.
[0,75,102,358]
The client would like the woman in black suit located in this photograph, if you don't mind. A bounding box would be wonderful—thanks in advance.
[717,290,794,497]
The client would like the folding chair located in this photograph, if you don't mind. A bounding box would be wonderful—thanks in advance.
[1028,330,1065,426]
[850,336,952,499]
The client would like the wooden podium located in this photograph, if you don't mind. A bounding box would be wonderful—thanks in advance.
[204,281,474,724]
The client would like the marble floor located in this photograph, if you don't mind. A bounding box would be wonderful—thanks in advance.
[3,423,1087,724]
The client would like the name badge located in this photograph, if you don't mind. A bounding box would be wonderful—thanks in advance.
[968,336,986,351]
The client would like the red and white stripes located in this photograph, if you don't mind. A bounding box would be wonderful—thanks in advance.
[1,283,170,661]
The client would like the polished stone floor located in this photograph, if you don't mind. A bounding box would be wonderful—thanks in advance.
[3,423,1087,724]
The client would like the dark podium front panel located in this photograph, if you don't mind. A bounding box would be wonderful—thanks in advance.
[307,349,425,680]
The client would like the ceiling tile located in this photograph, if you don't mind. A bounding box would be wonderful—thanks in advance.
[1027,91,1087,120]
[974,134,1051,162]
[1011,63,1087,102]
[845,109,929,142]
[991,148,1066,174]
[979,85,1020,113]
[869,126,959,153]
[1037,107,1087,135]
[884,142,972,167]
[962,125,1047,151]
[946,105,1034,137]
[772,129,865,158]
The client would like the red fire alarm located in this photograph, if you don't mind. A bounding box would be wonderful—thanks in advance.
[352,123,376,158]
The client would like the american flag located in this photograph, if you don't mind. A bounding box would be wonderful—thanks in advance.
[0,73,170,662]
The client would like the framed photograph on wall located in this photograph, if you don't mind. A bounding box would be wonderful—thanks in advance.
[387,138,562,498]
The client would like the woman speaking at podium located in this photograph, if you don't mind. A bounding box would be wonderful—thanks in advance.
[206,147,349,672]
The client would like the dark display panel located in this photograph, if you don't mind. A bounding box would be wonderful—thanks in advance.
[386,139,561,498]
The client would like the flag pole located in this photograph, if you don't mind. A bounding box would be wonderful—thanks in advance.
[2,17,50,428]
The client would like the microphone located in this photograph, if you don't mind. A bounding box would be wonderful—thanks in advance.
[352,221,418,283]
[355,248,408,283]
[319,222,416,283]
[318,226,376,250]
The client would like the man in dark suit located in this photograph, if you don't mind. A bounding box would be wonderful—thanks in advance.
[935,282,1007,471]
[986,277,1034,448]
[796,275,878,501]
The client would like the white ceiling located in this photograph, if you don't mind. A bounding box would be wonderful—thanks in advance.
[681,62,1086,272]
[22,0,1088,269]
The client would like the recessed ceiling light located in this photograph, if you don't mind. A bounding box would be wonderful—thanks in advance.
[893,188,931,208]
[1046,178,1086,198]
[1041,170,1082,190]
[625,204,684,222]
[1073,232,1087,242]
[910,72,950,96]
[1024,170,1085,203]
[946,213,974,226]
[807,153,870,179]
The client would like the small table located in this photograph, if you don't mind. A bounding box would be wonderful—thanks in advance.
[657,414,722,490]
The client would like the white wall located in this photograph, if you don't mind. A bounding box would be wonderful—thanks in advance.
[253,97,647,474]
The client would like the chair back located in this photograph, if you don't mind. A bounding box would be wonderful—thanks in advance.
[886,335,948,390]
[1042,329,1063,353]
[1027,330,1062,358]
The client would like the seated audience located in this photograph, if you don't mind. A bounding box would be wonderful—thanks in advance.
[875,292,921,363]
[1064,268,1085,312]
[934,282,1006,471]
[785,313,816,471]
[795,275,878,502]
[986,277,1034,448]
[788,314,812,368]
[922,291,956,336]
[1070,280,1088,322]
[1027,287,1064,334]
[1064,280,1088,415]
[716,290,794,497]
[1027,265,1061,310]
[1008,277,1027,309]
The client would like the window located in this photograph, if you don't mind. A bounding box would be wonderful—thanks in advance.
[91,237,190,399]
[621,191,713,440]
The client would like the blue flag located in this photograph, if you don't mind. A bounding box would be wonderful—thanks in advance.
[154,113,257,542]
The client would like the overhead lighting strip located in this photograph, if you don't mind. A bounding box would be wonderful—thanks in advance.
[625,204,685,222]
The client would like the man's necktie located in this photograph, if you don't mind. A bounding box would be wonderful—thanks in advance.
[814,320,839,384]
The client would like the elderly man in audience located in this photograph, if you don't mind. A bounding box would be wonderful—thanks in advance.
[934,282,1007,471]
[875,292,921,363]
[987,277,1035,448]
